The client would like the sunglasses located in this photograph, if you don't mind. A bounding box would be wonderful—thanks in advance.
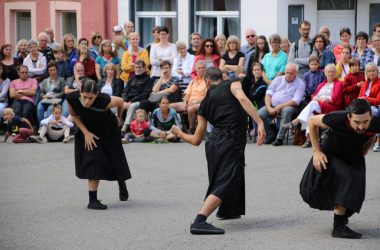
[94,36,102,39]
[205,45,214,48]
[246,35,256,38]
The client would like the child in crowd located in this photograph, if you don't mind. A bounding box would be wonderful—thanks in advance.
[1,108,33,143]
[53,46,70,79]
[303,56,326,103]
[121,109,151,144]
[30,104,74,143]
[336,46,352,81]
[342,57,365,107]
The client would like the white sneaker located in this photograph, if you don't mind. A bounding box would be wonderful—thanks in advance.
[63,135,75,143]
[373,143,380,152]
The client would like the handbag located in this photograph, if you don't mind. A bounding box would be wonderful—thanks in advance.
[148,92,168,103]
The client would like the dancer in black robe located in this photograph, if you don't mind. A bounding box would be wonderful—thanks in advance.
[67,79,131,210]
[300,98,380,239]
[171,67,265,235]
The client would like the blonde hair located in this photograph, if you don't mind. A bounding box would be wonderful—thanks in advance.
[62,33,77,51]
[2,108,14,118]
[135,109,147,120]
[103,63,116,76]
[364,62,379,80]
[225,35,241,51]
[127,32,140,41]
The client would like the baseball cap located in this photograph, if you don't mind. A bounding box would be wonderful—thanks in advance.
[113,26,123,33]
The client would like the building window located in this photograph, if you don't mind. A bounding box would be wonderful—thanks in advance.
[194,0,240,39]
[16,12,31,42]
[370,4,380,36]
[317,0,355,10]
[61,12,77,38]
[135,0,177,46]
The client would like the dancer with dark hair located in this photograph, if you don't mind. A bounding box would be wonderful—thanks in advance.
[171,67,265,234]
[300,98,380,238]
[66,79,131,210]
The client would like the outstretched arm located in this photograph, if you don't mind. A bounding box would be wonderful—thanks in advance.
[171,115,207,146]
[230,81,266,145]
[308,114,329,172]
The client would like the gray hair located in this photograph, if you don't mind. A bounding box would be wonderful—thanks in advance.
[27,39,38,47]
[286,62,299,73]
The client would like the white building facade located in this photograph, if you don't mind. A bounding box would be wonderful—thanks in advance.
[118,0,380,46]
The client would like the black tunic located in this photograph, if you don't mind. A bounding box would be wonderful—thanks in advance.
[66,92,131,181]
[198,80,248,217]
[300,111,380,215]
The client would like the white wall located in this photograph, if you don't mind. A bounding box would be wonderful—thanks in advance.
[357,0,380,34]
[177,0,190,46]
[118,0,130,27]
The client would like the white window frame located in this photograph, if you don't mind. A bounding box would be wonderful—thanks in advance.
[194,11,239,36]
[135,11,177,31]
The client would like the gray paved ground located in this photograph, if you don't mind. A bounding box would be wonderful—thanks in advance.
[1,140,380,250]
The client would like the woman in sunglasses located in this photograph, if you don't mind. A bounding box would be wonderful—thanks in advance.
[191,38,220,78]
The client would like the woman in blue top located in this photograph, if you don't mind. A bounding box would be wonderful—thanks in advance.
[150,96,181,142]
[95,40,120,81]
[310,34,336,69]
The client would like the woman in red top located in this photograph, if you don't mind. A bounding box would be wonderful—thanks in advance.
[191,38,220,78]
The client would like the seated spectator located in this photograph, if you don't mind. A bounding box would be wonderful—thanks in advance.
[45,28,60,49]
[37,32,54,63]
[280,37,291,55]
[70,38,96,80]
[214,34,226,56]
[89,32,103,60]
[121,60,153,134]
[23,39,47,81]
[283,64,344,148]
[37,61,66,125]
[351,31,374,72]
[0,63,11,117]
[95,40,120,81]
[219,35,245,78]
[258,63,305,146]
[304,56,326,103]
[372,34,380,73]
[342,57,365,107]
[191,38,220,78]
[121,109,151,143]
[149,26,177,80]
[149,96,181,142]
[172,41,194,90]
[98,63,123,97]
[310,33,336,69]
[336,46,352,81]
[140,60,182,113]
[171,60,208,134]
[52,46,70,79]
[1,107,33,143]
[333,27,353,62]
[262,34,288,84]
[9,65,38,123]
[30,104,74,143]
[15,39,29,66]
[1,44,19,81]
[246,35,270,81]
[120,32,150,83]
[62,62,86,116]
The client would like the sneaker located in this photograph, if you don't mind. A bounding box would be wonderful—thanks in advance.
[373,143,380,152]
[331,225,362,239]
[87,200,107,210]
[30,135,43,144]
[190,221,225,235]
[63,135,75,143]
[302,140,312,148]
[121,138,128,144]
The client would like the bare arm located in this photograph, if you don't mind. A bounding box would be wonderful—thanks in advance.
[308,114,329,172]
[106,96,124,120]
[171,115,207,146]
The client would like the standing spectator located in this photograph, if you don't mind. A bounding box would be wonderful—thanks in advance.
[258,63,305,146]
[0,63,10,116]
[95,40,120,81]
[241,29,257,72]
[120,32,150,83]
[70,38,96,80]
[149,26,177,80]
[372,34,380,73]
[246,35,270,82]
[45,28,60,49]
[0,44,19,81]
[63,33,77,67]
[191,38,220,78]
[288,20,312,78]
[333,27,353,62]
[172,41,194,88]
[9,65,38,122]
[1,108,33,143]
[319,26,338,51]
[280,37,291,55]
[89,32,103,60]
[336,46,352,81]
[23,39,47,81]
[310,33,336,69]
[188,32,202,55]
[15,39,29,65]
[214,34,226,56]
[219,36,245,78]
[123,21,135,49]
[37,32,54,63]
[262,34,288,84]
[37,62,66,125]
[351,31,374,72]
[145,26,160,56]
